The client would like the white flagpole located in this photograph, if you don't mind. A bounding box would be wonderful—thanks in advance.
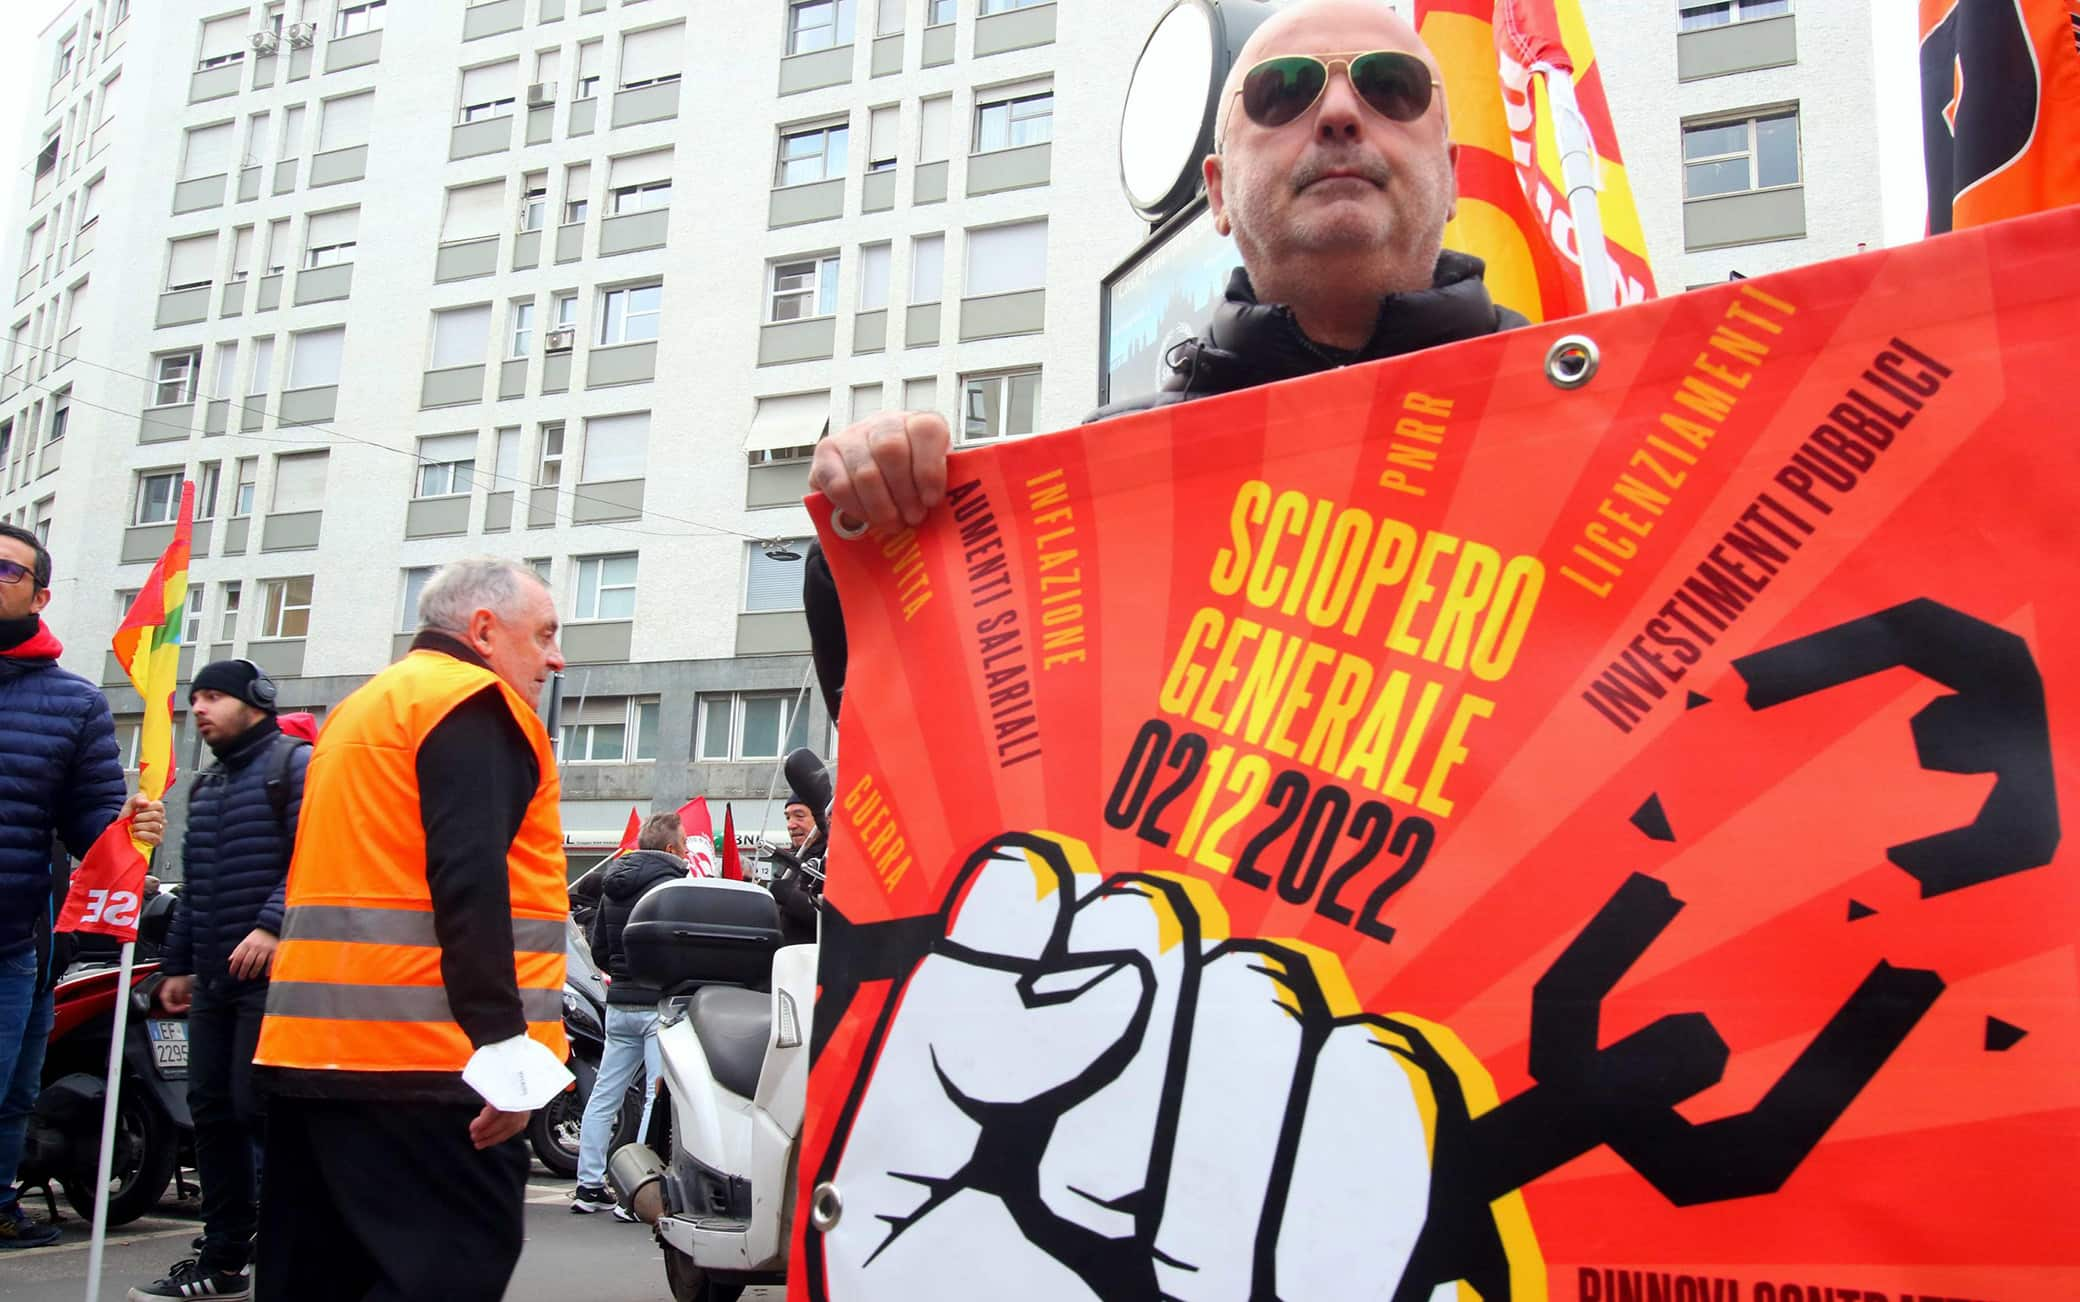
[82,937,138,1302]
[1539,62,1618,313]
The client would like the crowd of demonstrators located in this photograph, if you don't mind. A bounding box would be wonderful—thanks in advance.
[131,660,309,1300]
[571,812,688,1217]
[249,557,572,1302]
[803,0,1522,707]
[0,523,165,1251]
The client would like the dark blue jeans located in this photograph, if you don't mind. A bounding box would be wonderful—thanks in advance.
[187,974,269,1270]
[0,944,54,1209]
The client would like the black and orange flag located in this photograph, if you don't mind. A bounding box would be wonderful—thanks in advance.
[1920,0,2080,231]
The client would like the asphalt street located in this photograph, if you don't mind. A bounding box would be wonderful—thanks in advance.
[5,1165,785,1301]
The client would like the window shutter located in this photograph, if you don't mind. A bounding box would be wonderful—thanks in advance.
[910,234,944,303]
[419,432,476,464]
[431,306,492,368]
[918,97,950,163]
[198,15,244,62]
[305,208,357,248]
[271,452,330,511]
[287,327,344,388]
[609,148,673,189]
[181,122,233,180]
[166,233,218,289]
[580,411,650,481]
[965,221,1048,296]
[318,91,373,151]
[619,24,682,86]
[744,546,807,612]
[460,60,518,105]
[442,181,506,242]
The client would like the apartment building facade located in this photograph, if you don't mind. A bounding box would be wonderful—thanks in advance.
[0,0,1880,870]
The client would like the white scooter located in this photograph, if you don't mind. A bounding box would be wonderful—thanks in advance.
[609,754,831,1302]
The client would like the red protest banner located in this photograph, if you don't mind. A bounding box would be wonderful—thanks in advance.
[794,207,2080,1301]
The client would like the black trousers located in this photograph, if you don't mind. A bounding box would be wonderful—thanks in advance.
[186,975,268,1270]
[256,1096,529,1302]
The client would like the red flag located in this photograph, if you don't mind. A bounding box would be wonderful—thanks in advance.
[1919,0,2080,232]
[278,711,319,743]
[56,817,150,941]
[675,798,718,877]
[616,805,642,853]
[721,805,743,881]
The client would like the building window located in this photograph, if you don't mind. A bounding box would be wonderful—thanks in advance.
[575,39,602,99]
[153,351,201,406]
[1682,110,1800,198]
[520,176,547,231]
[537,422,565,486]
[46,396,68,445]
[194,462,222,520]
[960,369,1042,443]
[610,179,671,214]
[975,90,1053,152]
[271,451,329,512]
[460,96,515,123]
[743,542,808,612]
[288,327,345,390]
[928,0,955,24]
[979,0,1047,11]
[573,553,637,621]
[399,566,432,631]
[597,283,662,345]
[1679,0,1791,30]
[697,692,808,762]
[415,432,476,498]
[260,576,313,639]
[134,471,184,526]
[232,459,257,516]
[430,305,492,368]
[302,208,359,268]
[185,585,205,646]
[335,1,386,39]
[768,256,839,322]
[509,300,535,358]
[776,123,849,186]
[787,0,855,55]
[113,716,143,770]
[560,697,659,763]
[458,60,519,124]
[580,412,649,482]
[552,291,579,333]
[219,581,241,641]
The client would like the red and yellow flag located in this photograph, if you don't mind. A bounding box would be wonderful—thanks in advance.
[60,481,194,938]
[1418,0,1657,320]
[1919,0,2080,232]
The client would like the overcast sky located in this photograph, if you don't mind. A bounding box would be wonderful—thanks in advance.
[0,2,1929,268]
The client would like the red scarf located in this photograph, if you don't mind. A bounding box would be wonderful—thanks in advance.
[0,618,64,660]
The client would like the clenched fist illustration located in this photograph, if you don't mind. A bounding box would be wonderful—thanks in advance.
[818,832,1533,1302]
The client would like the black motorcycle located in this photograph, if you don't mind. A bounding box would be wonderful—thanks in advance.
[527,919,645,1178]
[20,893,194,1228]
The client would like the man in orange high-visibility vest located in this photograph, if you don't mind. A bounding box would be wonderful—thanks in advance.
[252,558,572,1302]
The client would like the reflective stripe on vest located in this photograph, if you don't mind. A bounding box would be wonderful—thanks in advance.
[254,650,570,1077]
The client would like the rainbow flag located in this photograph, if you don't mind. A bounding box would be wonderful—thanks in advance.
[1418,0,1658,319]
[58,482,193,939]
[110,481,195,844]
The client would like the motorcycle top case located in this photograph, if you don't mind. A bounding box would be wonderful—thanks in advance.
[623,878,784,992]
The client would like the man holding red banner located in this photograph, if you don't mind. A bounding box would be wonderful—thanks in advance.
[0,524,163,1249]
[807,0,1528,705]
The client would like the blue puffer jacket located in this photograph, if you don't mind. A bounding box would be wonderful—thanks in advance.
[0,629,128,959]
[162,718,308,980]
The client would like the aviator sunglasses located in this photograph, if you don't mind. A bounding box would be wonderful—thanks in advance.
[1222,51,1443,146]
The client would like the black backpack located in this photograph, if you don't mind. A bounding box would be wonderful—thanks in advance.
[261,732,310,833]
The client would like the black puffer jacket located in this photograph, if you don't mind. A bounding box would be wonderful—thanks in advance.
[587,849,687,1007]
[803,251,1526,717]
[162,717,308,980]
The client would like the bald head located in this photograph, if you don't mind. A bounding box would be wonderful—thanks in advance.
[1204,0,1459,348]
[1217,0,1444,151]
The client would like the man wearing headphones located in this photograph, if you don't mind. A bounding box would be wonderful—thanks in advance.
[134,660,309,1301]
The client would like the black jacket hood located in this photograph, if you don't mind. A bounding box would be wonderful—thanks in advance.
[1092,250,1528,420]
[603,849,685,902]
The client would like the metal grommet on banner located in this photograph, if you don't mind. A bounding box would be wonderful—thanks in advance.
[1544,334,1600,390]
[830,511,870,541]
[810,1182,843,1232]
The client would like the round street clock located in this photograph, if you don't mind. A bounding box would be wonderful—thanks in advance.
[1117,0,1278,225]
